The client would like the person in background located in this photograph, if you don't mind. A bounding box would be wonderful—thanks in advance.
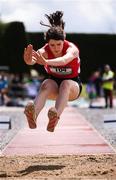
[0,72,9,105]
[93,69,102,98]
[86,69,102,107]
[102,64,114,108]
[23,11,82,132]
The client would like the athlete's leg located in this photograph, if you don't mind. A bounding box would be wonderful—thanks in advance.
[34,79,58,115]
[24,79,58,128]
[55,80,80,117]
[47,80,81,132]
[104,89,108,108]
[109,90,113,108]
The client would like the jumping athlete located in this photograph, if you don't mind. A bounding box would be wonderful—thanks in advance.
[24,11,82,132]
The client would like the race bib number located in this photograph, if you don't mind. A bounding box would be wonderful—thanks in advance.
[49,67,72,75]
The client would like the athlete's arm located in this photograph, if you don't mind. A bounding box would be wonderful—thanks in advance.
[24,44,47,65]
[24,42,80,66]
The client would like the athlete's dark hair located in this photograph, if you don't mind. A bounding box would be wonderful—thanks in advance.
[40,11,65,42]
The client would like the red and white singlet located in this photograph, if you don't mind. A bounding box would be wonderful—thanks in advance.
[44,40,80,78]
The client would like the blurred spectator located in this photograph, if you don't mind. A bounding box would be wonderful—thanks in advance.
[0,70,45,106]
[23,69,44,99]
[9,73,25,98]
[87,69,102,94]
[93,69,102,97]
[86,72,97,107]
[114,71,116,92]
[0,72,10,105]
[23,78,39,99]
[102,64,114,108]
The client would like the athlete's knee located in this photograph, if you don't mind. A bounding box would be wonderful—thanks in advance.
[60,80,71,90]
[40,79,58,91]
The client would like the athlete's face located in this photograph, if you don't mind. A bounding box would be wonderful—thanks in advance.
[48,39,64,57]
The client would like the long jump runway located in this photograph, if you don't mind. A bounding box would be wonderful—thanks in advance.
[2,106,115,155]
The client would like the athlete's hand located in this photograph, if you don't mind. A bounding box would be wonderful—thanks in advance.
[35,51,47,65]
[24,44,37,65]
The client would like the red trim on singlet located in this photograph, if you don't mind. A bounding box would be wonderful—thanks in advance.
[44,40,80,78]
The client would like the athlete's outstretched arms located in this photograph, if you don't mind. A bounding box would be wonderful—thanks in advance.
[24,44,44,65]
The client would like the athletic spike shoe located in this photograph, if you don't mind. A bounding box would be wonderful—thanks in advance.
[24,101,37,129]
[47,107,59,132]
